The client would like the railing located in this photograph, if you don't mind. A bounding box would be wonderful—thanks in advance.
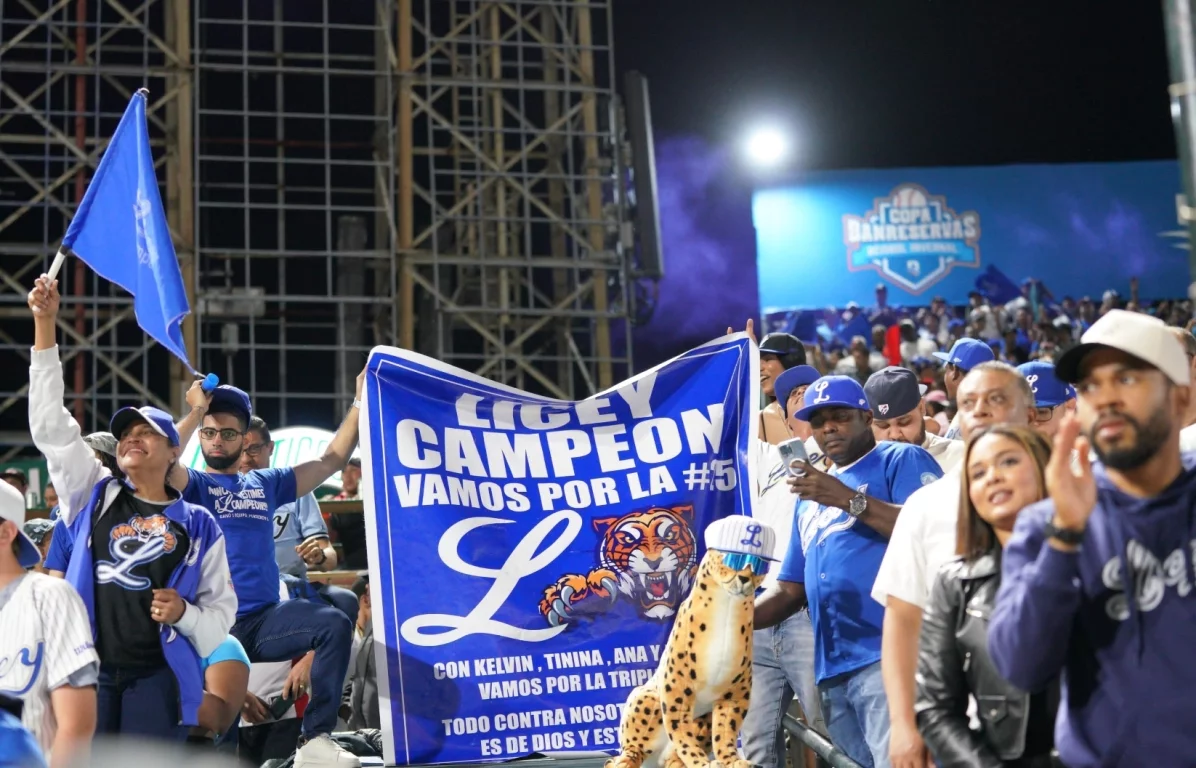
[783,714,864,768]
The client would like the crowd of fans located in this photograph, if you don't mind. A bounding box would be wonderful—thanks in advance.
[0,276,379,768]
[746,279,1196,768]
[4,269,1196,768]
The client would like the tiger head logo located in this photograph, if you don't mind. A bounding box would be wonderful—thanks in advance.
[539,504,699,626]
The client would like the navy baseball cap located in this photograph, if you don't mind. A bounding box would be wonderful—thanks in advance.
[208,385,252,425]
[1017,361,1076,407]
[864,367,923,419]
[933,338,995,371]
[793,375,871,422]
[109,406,181,446]
[774,365,821,417]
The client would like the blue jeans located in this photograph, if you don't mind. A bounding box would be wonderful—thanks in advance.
[96,665,187,741]
[232,599,353,739]
[819,661,890,768]
[309,581,360,627]
[740,609,824,768]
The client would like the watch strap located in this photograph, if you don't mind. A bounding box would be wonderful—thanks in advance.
[1043,519,1085,546]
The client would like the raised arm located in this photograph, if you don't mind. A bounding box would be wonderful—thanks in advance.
[292,368,365,498]
[168,382,212,490]
[27,276,106,524]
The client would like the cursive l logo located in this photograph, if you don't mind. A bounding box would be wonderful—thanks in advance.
[400,510,582,647]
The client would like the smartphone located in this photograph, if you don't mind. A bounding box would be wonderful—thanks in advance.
[269,694,296,720]
[777,437,809,476]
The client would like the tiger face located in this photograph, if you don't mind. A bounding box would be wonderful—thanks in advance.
[593,505,698,620]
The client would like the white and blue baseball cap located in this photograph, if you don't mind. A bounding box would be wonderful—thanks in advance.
[0,480,40,568]
[110,406,182,446]
[793,375,871,423]
[1017,361,1076,407]
[704,516,778,561]
[933,337,996,371]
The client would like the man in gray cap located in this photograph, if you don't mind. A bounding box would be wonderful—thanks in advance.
[864,367,964,474]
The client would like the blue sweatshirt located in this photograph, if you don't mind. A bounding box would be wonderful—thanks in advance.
[988,458,1196,768]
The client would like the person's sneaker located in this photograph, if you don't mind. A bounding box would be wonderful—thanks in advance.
[294,734,362,768]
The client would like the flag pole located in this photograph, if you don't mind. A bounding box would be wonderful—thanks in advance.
[47,247,68,281]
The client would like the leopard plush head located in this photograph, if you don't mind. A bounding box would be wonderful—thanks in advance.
[593,505,698,620]
[702,549,768,598]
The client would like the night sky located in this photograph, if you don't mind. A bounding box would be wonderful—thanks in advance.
[613,0,1180,368]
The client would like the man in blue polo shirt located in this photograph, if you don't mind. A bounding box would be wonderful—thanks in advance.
[1017,360,1076,440]
[753,375,942,768]
[166,374,364,768]
[933,337,995,439]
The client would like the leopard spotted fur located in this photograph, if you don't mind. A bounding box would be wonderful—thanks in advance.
[605,548,765,768]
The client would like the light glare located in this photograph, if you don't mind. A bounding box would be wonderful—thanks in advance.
[746,128,788,167]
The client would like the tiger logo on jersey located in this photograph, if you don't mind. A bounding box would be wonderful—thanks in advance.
[95,514,178,591]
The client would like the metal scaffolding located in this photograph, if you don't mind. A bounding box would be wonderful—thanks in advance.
[0,0,631,456]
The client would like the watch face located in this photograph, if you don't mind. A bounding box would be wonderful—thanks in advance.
[849,494,867,517]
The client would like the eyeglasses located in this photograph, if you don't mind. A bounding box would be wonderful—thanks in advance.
[243,443,270,457]
[199,427,243,442]
[1034,406,1058,423]
[722,552,770,576]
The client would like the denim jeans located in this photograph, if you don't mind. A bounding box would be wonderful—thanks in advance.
[309,581,360,627]
[233,598,353,739]
[740,609,824,768]
[818,661,890,768]
[96,665,187,741]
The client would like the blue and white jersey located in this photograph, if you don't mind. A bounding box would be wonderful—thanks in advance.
[777,441,941,683]
[272,492,328,578]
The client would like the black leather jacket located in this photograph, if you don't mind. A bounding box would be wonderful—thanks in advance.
[915,551,1056,768]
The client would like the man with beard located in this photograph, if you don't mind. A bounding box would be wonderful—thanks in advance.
[871,362,1035,768]
[167,383,364,768]
[864,367,963,474]
[754,376,942,768]
[989,310,1196,767]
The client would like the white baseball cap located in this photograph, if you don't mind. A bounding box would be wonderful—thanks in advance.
[1055,309,1191,387]
[704,515,778,561]
[0,479,40,568]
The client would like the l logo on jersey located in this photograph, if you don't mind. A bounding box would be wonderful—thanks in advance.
[95,515,178,590]
[0,642,44,696]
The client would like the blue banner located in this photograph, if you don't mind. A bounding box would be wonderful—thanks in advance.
[359,336,759,765]
[754,160,1187,310]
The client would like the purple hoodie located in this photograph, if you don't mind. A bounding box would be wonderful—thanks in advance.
[988,457,1196,767]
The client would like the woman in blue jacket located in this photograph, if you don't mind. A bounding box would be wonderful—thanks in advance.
[27,275,238,741]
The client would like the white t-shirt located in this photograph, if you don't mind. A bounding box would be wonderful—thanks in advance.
[0,573,99,756]
[871,470,962,609]
[754,443,797,590]
[1181,423,1196,453]
[922,432,965,475]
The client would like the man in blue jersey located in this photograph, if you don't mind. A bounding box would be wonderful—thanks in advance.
[753,375,942,768]
[166,377,364,768]
[989,310,1196,767]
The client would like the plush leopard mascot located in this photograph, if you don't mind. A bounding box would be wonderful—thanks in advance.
[606,515,777,768]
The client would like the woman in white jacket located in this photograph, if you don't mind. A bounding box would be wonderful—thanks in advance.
[27,275,237,742]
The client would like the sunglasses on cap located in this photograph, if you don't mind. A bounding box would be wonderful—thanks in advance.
[722,552,769,576]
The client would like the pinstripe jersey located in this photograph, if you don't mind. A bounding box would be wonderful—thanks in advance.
[0,572,99,757]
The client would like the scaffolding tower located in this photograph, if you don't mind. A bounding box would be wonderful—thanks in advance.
[0,0,632,458]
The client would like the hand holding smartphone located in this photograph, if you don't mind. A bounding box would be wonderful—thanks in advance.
[777,437,809,477]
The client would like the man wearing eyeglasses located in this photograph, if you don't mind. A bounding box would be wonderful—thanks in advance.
[168,375,365,768]
[1018,361,1076,440]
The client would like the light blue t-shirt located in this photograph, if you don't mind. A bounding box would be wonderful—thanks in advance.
[182,468,297,617]
[200,635,250,673]
[778,441,941,683]
[273,493,328,579]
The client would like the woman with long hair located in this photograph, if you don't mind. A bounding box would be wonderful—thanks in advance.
[27,275,237,742]
[915,425,1058,767]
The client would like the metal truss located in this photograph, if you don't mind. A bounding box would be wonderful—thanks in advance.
[396,0,633,398]
[0,0,193,459]
[0,0,631,457]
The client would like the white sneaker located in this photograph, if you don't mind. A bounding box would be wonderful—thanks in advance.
[294,734,362,768]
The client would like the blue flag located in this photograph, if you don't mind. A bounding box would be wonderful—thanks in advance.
[60,90,195,373]
[974,264,1021,305]
[837,312,872,347]
[360,337,757,765]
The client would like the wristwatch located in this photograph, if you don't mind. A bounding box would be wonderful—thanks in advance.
[847,491,868,518]
[1043,520,1085,546]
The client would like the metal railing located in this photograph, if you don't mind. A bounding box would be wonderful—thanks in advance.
[783,714,864,768]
